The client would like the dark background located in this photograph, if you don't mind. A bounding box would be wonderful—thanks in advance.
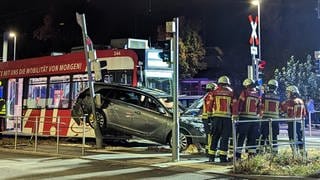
[1,0,320,81]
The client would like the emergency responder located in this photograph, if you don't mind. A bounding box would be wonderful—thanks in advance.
[260,79,281,154]
[208,76,237,163]
[202,82,217,156]
[236,78,261,159]
[281,85,306,154]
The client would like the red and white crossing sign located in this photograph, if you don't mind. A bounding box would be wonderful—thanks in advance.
[248,15,259,45]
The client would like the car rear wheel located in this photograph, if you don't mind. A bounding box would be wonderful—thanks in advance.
[169,130,191,151]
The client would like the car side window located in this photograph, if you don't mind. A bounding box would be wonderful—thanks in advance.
[140,96,161,112]
[112,90,140,105]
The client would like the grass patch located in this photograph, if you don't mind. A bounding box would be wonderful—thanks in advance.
[234,149,320,177]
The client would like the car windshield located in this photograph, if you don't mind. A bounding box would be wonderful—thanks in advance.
[181,96,203,116]
[139,87,185,113]
[188,96,204,109]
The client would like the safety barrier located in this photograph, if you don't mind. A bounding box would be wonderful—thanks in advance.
[308,110,320,136]
[231,117,306,172]
[0,115,89,156]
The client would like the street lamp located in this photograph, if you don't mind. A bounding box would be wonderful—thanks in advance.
[9,32,16,61]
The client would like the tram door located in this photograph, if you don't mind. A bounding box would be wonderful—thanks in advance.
[7,78,23,131]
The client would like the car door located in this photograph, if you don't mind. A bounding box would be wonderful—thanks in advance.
[133,94,172,140]
[107,89,142,134]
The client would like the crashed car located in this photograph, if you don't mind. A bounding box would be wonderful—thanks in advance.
[72,82,205,150]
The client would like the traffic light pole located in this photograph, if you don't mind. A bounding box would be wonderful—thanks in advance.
[172,17,180,162]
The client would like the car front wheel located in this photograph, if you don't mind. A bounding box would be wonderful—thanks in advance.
[88,109,107,135]
[169,131,191,151]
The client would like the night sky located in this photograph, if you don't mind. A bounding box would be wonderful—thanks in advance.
[1,0,320,81]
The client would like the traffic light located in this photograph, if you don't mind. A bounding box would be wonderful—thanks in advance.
[257,60,266,85]
[158,40,172,62]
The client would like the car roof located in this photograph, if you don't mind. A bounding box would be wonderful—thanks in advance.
[93,82,170,98]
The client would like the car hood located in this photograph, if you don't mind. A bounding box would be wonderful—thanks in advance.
[180,114,204,132]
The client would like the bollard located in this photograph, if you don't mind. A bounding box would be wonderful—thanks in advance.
[56,116,60,154]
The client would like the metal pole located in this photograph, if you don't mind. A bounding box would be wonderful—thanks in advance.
[2,31,8,62]
[82,114,87,156]
[301,118,306,160]
[56,116,60,154]
[35,116,38,152]
[76,13,103,148]
[232,120,237,173]
[293,120,297,157]
[14,116,18,150]
[172,17,180,162]
[257,1,261,62]
[268,118,273,153]
[308,111,312,136]
[13,36,16,61]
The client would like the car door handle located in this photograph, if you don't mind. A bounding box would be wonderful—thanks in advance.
[134,111,141,115]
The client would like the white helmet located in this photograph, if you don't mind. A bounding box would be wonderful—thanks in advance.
[206,82,217,90]
[286,85,300,95]
[218,76,231,85]
[267,79,278,87]
[243,78,254,87]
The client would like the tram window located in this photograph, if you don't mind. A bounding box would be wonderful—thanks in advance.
[48,75,70,108]
[71,74,89,106]
[106,70,133,85]
[27,77,47,108]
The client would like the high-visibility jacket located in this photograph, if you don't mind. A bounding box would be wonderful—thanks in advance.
[238,88,260,118]
[261,91,280,118]
[281,97,306,118]
[211,85,237,118]
[202,91,214,119]
[0,99,5,115]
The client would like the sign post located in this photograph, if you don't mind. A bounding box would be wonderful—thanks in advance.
[76,12,103,149]
[166,18,180,162]
[248,15,259,82]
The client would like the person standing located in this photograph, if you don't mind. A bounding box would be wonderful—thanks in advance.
[260,79,281,154]
[208,76,237,163]
[236,78,261,159]
[306,98,315,126]
[281,85,306,154]
[202,82,217,157]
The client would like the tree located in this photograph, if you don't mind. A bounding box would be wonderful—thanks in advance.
[179,17,207,79]
[273,55,319,102]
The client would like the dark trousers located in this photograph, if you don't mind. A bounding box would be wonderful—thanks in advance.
[210,117,232,154]
[260,121,279,150]
[288,121,303,149]
[0,117,4,137]
[203,118,212,142]
[236,117,259,154]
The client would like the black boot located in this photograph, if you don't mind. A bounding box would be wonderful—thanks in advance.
[236,152,241,160]
[219,155,229,163]
[208,155,215,162]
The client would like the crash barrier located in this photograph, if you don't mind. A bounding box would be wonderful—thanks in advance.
[231,117,306,172]
[0,115,88,156]
[308,111,320,136]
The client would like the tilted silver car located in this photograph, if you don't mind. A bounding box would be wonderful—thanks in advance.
[72,82,205,150]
